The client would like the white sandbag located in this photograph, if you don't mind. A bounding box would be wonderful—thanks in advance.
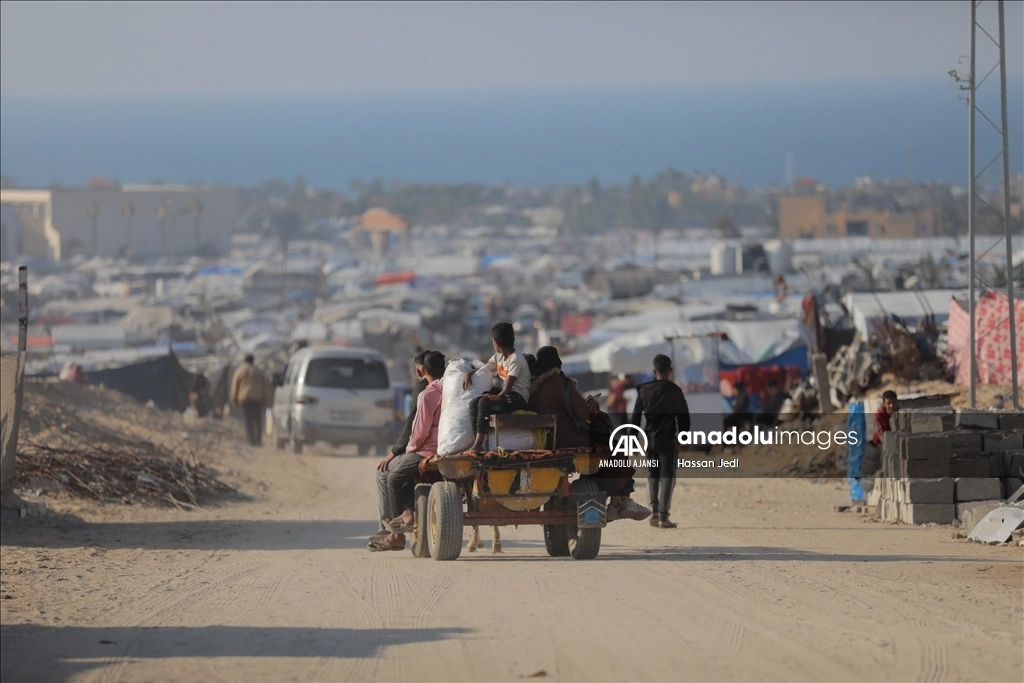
[437,359,492,456]
[489,428,536,452]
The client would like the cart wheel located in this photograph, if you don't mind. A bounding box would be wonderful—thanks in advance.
[569,478,602,560]
[428,481,464,561]
[542,499,570,557]
[410,484,431,558]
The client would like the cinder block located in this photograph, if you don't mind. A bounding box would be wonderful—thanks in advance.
[901,478,954,504]
[900,435,952,460]
[997,412,1024,431]
[867,483,882,507]
[882,431,901,458]
[956,500,1002,531]
[983,431,1024,452]
[909,411,956,433]
[945,432,984,454]
[900,503,956,525]
[954,477,1003,502]
[1006,452,1024,479]
[881,442,901,477]
[956,410,1000,430]
[950,455,992,478]
[900,458,951,478]
[1005,477,1024,499]
[988,453,1006,478]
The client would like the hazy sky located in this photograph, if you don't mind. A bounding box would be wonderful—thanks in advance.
[1,1,1021,97]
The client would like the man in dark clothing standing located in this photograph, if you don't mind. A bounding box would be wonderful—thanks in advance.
[631,354,690,529]
[756,379,790,428]
[370,349,430,545]
[723,381,751,431]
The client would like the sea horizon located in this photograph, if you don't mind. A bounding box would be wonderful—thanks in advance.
[2,78,1021,191]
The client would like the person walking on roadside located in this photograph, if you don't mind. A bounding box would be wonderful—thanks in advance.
[231,354,270,447]
[631,354,690,529]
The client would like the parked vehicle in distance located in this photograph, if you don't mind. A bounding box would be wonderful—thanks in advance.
[271,347,393,455]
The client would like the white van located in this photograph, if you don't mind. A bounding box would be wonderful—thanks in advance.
[271,347,393,455]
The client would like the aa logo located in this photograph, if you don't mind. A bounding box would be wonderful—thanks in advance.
[608,424,648,458]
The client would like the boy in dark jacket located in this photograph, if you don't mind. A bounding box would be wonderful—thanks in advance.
[631,354,691,528]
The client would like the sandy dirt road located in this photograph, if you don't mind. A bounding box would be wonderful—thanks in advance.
[2,442,1022,683]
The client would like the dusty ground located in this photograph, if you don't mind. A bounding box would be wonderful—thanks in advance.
[1,382,1022,682]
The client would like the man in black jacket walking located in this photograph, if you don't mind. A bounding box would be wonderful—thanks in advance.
[631,353,691,529]
[370,349,429,545]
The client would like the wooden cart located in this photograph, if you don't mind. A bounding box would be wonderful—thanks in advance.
[409,414,608,561]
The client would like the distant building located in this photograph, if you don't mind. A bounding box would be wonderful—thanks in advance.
[777,194,942,239]
[356,208,408,257]
[0,184,240,261]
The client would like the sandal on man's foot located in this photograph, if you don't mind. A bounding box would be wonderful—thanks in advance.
[385,516,415,534]
[368,536,405,552]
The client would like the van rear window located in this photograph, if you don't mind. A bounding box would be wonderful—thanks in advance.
[304,358,389,390]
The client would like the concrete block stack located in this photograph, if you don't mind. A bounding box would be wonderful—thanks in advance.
[873,408,1024,526]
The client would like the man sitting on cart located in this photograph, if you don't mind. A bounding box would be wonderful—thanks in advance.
[371,350,446,552]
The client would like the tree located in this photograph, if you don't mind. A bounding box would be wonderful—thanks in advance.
[715,215,739,238]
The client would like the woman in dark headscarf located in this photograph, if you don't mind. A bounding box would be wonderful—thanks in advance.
[528,346,651,522]
[528,346,593,449]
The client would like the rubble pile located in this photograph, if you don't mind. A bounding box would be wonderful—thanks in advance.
[827,318,947,406]
[17,440,234,509]
[14,378,240,509]
[872,409,1024,526]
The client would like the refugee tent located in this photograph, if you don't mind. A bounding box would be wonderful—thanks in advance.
[947,291,1024,386]
[583,318,808,375]
[90,354,196,412]
[843,290,957,339]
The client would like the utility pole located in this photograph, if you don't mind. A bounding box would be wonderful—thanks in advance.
[18,266,28,352]
[968,0,977,409]
[954,0,1019,410]
[996,0,1019,409]
[87,201,99,257]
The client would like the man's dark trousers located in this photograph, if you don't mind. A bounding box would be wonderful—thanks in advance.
[648,440,678,520]
[242,401,263,446]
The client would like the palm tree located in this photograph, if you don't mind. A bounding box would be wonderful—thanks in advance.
[156,199,169,262]
[189,199,203,253]
[121,200,135,256]
[86,201,100,256]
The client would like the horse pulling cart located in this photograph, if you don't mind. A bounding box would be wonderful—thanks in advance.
[410,414,609,561]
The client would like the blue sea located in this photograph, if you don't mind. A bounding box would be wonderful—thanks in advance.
[1,78,1021,190]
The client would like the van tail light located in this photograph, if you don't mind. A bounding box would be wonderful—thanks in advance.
[375,399,393,409]
[296,397,318,405]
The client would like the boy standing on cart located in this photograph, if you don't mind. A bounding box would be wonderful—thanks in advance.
[464,322,533,455]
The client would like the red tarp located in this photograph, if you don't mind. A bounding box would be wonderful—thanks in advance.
[375,271,415,286]
[7,336,53,349]
[561,313,592,336]
[947,291,1024,386]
